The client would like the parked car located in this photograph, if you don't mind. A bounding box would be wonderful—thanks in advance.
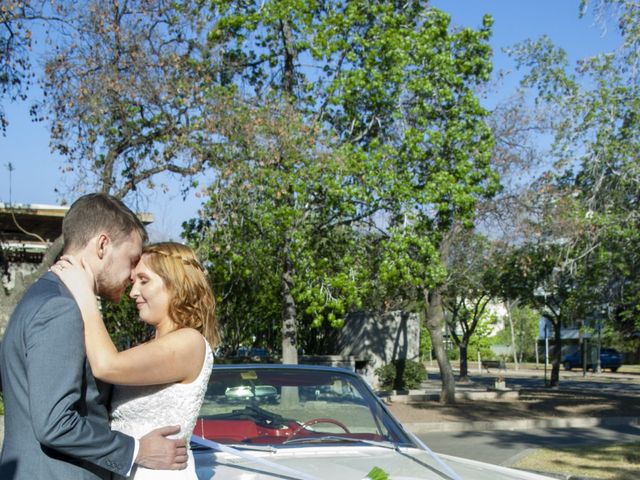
[234,346,270,361]
[563,347,622,372]
[191,364,555,479]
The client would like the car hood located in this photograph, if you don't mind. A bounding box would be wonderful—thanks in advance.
[195,445,555,480]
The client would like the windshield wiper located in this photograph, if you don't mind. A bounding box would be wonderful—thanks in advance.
[228,443,277,453]
[282,435,398,450]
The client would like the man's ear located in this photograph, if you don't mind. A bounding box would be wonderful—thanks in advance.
[96,233,110,260]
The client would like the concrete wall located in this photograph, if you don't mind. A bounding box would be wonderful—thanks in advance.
[1,260,40,335]
[335,310,421,389]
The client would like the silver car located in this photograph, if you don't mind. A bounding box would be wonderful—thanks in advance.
[192,364,554,480]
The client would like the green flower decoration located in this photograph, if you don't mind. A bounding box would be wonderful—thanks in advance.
[365,466,390,480]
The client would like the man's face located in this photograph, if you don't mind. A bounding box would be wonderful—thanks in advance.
[96,231,143,302]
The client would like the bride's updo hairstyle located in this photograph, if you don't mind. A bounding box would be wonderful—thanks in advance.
[141,242,220,348]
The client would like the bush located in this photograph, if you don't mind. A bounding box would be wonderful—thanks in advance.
[420,324,432,361]
[375,359,427,391]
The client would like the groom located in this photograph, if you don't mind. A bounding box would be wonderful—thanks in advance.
[0,193,187,479]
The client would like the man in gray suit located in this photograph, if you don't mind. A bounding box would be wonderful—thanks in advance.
[0,193,188,479]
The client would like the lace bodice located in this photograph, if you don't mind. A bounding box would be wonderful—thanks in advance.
[110,337,213,444]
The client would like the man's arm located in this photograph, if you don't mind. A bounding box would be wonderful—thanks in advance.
[26,296,134,474]
[27,295,188,472]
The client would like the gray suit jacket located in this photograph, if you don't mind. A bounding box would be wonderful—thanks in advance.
[0,272,135,479]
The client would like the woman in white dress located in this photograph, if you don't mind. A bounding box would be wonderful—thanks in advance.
[53,242,219,479]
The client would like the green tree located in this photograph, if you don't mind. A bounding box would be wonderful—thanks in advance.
[182,2,498,381]
[466,312,494,364]
[497,191,598,385]
[505,0,640,372]
[442,231,499,379]
[373,7,496,400]
[1,0,232,335]
[184,103,372,361]
[491,304,540,363]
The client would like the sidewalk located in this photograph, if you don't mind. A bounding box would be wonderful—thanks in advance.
[386,367,640,434]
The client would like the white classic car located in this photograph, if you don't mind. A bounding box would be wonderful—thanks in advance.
[192,364,554,480]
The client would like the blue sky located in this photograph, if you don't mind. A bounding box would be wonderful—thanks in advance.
[0,0,621,241]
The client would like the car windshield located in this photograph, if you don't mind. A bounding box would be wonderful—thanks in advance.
[194,365,415,447]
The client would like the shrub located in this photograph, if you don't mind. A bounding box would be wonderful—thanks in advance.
[375,359,427,391]
[420,325,432,361]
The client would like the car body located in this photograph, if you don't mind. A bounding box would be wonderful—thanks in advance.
[233,346,271,361]
[191,364,555,479]
[563,347,622,372]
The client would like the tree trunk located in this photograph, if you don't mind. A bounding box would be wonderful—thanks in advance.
[459,341,468,379]
[279,19,296,99]
[281,250,298,365]
[507,300,519,370]
[550,316,562,387]
[424,287,456,404]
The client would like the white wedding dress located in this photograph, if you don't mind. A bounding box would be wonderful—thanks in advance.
[110,337,213,479]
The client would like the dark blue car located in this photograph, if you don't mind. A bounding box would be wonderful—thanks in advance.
[563,347,622,372]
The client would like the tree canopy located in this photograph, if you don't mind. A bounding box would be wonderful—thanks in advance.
[181,1,498,372]
[498,0,640,381]
[2,0,638,387]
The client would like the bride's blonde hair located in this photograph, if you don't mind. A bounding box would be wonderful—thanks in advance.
[141,242,219,348]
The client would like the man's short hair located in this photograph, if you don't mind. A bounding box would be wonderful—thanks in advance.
[62,193,148,251]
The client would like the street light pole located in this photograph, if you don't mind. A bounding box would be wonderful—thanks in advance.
[544,322,549,387]
[597,310,605,374]
[579,320,586,377]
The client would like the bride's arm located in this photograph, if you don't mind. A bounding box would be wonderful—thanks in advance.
[53,256,204,385]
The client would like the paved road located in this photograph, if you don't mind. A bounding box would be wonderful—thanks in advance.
[416,422,640,467]
[426,367,640,395]
[416,367,640,470]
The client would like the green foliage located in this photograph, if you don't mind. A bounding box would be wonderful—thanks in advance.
[375,359,427,391]
[506,0,640,349]
[447,348,460,361]
[602,324,640,358]
[420,322,433,361]
[184,104,372,351]
[442,231,500,366]
[185,1,498,358]
[491,305,541,362]
[467,314,494,361]
[0,392,4,415]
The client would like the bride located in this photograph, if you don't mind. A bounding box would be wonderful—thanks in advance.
[53,242,219,479]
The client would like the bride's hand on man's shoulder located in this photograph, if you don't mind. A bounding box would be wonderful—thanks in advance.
[51,255,97,297]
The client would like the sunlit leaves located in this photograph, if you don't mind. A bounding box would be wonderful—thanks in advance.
[509,0,640,344]
[188,1,496,352]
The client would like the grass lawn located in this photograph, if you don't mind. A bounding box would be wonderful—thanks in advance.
[513,442,640,480]
[618,364,640,374]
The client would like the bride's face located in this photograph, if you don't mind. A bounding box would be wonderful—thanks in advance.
[129,255,171,327]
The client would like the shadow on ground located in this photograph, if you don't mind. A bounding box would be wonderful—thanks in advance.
[389,388,640,424]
